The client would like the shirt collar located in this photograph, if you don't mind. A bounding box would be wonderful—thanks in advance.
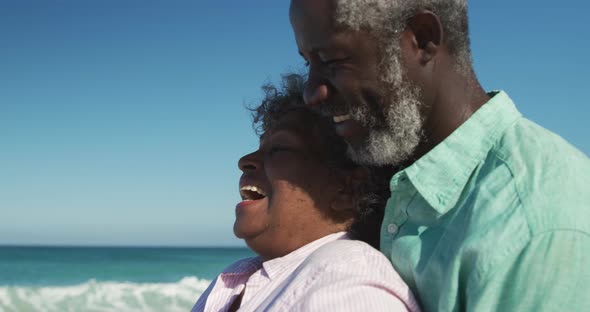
[222,256,263,275]
[261,232,348,280]
[218,256,263,289]
[401,91,521,214]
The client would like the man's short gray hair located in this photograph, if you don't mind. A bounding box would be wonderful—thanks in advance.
[334,0,471,71]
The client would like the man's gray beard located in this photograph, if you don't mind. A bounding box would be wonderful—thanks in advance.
[346,66,424,167]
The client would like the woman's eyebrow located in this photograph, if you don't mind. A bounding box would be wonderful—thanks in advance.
[269,129,306,145]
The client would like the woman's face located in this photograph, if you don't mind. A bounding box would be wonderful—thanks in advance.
[235,111,352,259]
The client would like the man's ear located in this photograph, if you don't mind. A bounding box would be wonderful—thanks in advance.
[330,167,369,213]
[406,10,444,65]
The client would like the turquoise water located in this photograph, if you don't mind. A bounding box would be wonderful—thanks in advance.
[0,246,254,311]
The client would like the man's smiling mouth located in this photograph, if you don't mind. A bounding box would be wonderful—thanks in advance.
[240,185,267,201]
[333,114,351,123]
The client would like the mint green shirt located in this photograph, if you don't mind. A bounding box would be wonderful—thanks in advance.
[381,91,590,311]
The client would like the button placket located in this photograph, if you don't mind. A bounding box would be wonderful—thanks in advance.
[387,177,414,239]
[381,173,413,260]
[387,223,399,234]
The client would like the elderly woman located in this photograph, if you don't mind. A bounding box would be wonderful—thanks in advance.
[192,75,419,312]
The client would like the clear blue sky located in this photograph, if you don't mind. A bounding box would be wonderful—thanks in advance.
[1,1,588,246]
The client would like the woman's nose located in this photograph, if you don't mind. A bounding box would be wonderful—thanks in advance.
[238,151,260,172]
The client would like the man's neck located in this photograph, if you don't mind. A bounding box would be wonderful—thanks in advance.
[411,70,490,165]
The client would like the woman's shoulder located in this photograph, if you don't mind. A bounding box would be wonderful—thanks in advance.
[310,238,386,260]
[272,238,420,312]
[302,238,397,276]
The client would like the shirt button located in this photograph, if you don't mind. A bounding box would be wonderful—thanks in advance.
[387,223,398,234]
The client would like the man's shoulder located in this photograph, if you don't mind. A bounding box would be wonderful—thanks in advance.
[450,117,589,261]
[483,117,590,233]
[436,118,589,298]
[495,117,588,170]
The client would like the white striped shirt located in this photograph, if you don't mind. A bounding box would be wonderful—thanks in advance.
[192,232,420,312]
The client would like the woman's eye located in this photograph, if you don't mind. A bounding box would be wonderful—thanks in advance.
[269,146,289,155]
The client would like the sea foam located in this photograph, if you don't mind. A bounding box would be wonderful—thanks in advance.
[0,276,211,312]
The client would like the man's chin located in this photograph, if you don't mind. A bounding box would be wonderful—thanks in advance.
[334,119,369,146]
[346,129,419,167]
[346,139,380,166]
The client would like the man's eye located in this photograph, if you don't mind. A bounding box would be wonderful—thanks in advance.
[321,57,350,66]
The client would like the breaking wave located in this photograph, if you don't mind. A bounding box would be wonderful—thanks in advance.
[0,276,211,312]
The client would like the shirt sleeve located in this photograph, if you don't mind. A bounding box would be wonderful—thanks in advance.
[191,278,217,312]
[467,230,590,311]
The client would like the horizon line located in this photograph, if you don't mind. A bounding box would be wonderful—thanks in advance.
[0,243,249,249]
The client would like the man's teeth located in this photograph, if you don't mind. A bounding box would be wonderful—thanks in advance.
[240,185,266,198]
[333,114,351,123]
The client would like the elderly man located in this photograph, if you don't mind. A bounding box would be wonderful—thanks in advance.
[289,0,589,311]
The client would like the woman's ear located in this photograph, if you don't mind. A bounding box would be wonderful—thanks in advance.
[330,167,369,213]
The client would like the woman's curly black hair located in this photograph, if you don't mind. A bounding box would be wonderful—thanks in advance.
[248,73,392,249]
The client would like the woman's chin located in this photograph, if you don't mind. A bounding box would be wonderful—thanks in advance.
[233,221,263,241]
[232,223,248,239]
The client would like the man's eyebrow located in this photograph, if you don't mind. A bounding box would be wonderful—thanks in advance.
[298,46,323,56]
[298,51,311,62]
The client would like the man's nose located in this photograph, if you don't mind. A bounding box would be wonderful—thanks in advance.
[303,74,330,107]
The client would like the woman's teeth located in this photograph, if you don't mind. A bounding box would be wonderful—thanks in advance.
[240,185,267,200]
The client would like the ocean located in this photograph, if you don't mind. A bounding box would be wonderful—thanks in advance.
[0,246,255,312]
